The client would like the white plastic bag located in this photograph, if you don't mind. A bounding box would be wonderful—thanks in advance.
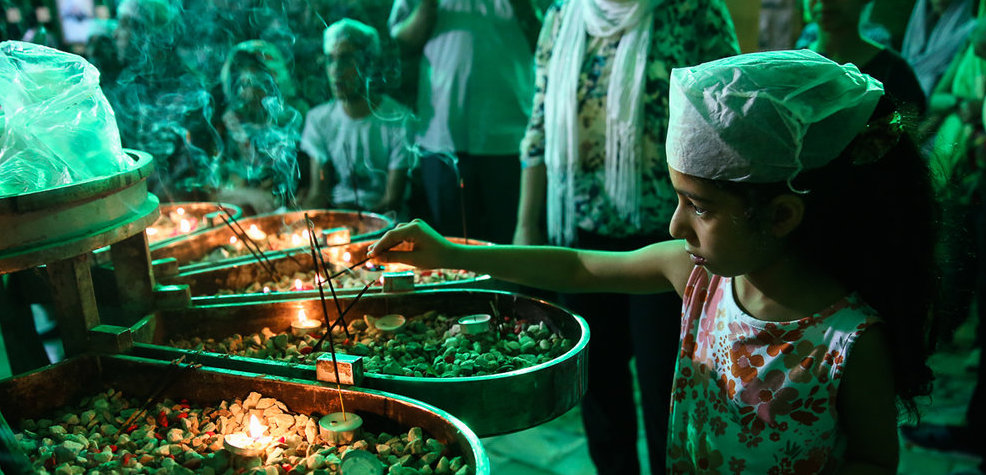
[0,40,132,198]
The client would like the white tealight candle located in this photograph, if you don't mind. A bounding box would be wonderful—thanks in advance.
[229,235,238,245]
[223,415,272,457]
[291,233,303,247]
[458,314,492,335]
[374,314,406,332]
[294,279,305,291]
[176,207,186,216]
[146,227,158,236]
[318,412,363,446]
[179,219,192,233]
[291,309,322,337]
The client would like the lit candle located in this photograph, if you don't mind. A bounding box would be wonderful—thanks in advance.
[291,309,322,337]
[229,235,238,245]
[146,227,158,236]
[318,412,363,446]
[179,219,192,233]
[342,252,352,263]
[223,415,272,457]
[302,229,310,240]
[291,233,303,247]
[246,224,266,241]
[262,286,271,294]
[294,279,304,291]
[176,207,186,216]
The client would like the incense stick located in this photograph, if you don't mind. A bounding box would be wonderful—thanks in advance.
[216,211,279,282]
[304,216,351,339]
[122,356,202,430]
[327,254,374,281]
[311,278,373,354]
[218,207,279,273]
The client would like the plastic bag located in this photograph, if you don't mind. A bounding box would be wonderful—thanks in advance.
[0,40,132,198]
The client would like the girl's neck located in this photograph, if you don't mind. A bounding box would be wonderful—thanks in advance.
[812,30,881,67]
[733,256,848,322]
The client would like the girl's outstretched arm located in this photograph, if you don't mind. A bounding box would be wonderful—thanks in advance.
[368,219,694,295]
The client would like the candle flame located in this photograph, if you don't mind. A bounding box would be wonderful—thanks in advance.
[248,415,266,440]
[291,233,302,246]
[302,229,310,239]
[176,207,185,216]
[343,252,351,263]
[179,219,191,233]
[263,286,270,293]
[297,309,307,323]
[229,235,238,244]
[294,279,303,291]
[146,227,158,236]
[247,224,266,240]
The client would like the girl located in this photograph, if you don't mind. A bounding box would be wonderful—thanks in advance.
[369,50,939,473]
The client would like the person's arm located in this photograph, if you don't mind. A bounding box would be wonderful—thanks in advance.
[835,326,898,474]
[369,219,694,295]
[513,163,546,244]
[509,0,543,52]
[390,0,438,53]
[374,168,409,212]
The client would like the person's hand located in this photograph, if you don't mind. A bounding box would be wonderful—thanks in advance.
[367,219,456,269]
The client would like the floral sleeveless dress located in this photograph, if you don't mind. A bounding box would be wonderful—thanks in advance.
[668,267,881,474]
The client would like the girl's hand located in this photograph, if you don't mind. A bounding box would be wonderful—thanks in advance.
[367,219,456,269]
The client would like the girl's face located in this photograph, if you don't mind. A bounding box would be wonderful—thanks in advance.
[804,0,867,33]
[668,169,781,277]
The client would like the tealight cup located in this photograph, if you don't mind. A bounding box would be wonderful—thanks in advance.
[319,412,363,446]
[374,314,406,332]
[458,314,491,335]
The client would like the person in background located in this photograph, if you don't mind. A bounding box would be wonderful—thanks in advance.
[215,40,305,214]
[301,19,413,218]
[901,19,986,470]
[901,0,976,97]
[370,49,941,473]
[804,0,927,114]
[387,0,542,243]
[513,0,738,472]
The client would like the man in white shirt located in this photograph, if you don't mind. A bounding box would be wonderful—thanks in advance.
[388,0,541,243]
[301,19,412,217]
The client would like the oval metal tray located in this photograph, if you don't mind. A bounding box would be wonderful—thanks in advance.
[130,289,589,437]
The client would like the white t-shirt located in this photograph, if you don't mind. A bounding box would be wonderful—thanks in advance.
[388,0,535,155]
[300,96,412,207]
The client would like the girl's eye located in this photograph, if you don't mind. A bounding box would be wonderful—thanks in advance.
[689,203,708,216]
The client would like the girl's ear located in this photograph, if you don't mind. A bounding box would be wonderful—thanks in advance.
[768,194,805,238]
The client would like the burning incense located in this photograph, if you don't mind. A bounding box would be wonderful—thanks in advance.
[216,210,279,282]
[305,215,351,339]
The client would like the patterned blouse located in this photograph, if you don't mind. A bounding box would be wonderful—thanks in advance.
[520,0,739,241]
[669,267,881,474]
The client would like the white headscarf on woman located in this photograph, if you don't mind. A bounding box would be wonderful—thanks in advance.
[543,0,660,245]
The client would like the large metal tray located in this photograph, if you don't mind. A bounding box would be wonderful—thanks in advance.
[0,353,489,474]
[159,237,497,307]
[149,209,395,273]
[130,289,589,437]
[146,202,243,248]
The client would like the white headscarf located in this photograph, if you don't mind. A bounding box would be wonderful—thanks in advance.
[544,0,659,245]
[666,50,884,184]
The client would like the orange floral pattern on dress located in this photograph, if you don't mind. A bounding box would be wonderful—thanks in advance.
[668,267,880,474]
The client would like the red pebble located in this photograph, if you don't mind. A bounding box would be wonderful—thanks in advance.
[282,464,293,472]
[444,355,455,363]
[44,455,55,470]
[177,413,189,419]
[154,432,163,440]
[278,437,285,443]
[503,316,510,321]
[343,338,351,345]
[124,424,138,434]
[110,445,118,452]
[205,431,216,436]
[157,411,169,427]
[299,347,313,355]
[122,453,134,466]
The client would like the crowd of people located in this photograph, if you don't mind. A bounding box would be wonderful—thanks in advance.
[2,0,986,472]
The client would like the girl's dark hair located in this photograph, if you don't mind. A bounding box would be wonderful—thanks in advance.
[711,98,940,420]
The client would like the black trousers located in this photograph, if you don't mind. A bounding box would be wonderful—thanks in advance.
[562,229,681,475]
[419,152,521,244]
